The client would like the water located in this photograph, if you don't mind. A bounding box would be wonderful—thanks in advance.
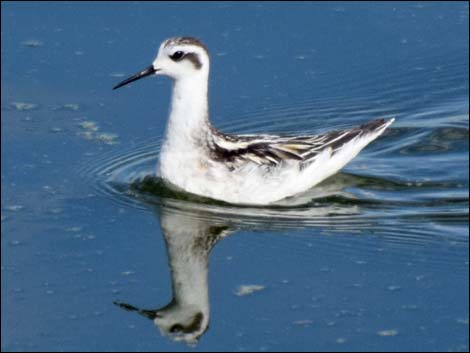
[1,2,468,351]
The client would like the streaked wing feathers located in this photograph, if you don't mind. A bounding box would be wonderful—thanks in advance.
[209,118,389,168]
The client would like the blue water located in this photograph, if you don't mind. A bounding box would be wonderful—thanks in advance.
[1,2,468,351]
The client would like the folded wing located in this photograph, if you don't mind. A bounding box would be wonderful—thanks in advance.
[209,118,392,168]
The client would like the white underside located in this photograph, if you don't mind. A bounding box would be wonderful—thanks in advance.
[158,121,393,205]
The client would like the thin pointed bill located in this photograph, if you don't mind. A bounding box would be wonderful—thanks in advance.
[113,65,159,90]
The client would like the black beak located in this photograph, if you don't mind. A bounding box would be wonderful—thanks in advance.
[113,65,159,90]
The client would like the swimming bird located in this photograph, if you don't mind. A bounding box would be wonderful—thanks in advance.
[113,37,394,205]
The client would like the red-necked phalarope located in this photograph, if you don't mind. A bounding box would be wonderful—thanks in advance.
[113,37,395,205]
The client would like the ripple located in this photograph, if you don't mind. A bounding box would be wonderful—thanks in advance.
[77,135,467,254]
[77,49,468,258]
[219,50,468,140]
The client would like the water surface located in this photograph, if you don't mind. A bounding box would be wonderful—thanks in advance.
[1,2,468,351]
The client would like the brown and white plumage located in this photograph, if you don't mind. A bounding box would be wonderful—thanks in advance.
[208,118,393,170]
[113,37,395,204]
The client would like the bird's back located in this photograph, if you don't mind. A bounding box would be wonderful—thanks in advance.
[159,118,394,204]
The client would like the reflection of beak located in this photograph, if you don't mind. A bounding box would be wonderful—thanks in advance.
[113,65,159,90]
[113,301,162,319]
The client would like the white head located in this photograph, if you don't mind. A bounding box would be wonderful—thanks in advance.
[153,305,208,345]
[113,301,208,346]
[113,36,210,89]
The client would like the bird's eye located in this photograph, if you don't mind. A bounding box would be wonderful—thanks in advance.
[170,51,184,60]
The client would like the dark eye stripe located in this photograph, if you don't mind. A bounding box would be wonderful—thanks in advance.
[169,51,203,70]
[184,53,202,69]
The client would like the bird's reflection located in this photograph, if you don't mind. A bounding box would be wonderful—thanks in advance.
[113,172,392,344]
[115,204,234,344]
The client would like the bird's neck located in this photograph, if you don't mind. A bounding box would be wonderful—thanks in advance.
[161,214,211,309]
[164,75,211,148]
[169,245,209,307]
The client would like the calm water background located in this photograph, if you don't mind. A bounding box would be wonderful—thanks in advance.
[1,2,468,351]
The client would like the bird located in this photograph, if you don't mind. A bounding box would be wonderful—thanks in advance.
[113,37,394,205]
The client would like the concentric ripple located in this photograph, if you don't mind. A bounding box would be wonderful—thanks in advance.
[78,50,468,255]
